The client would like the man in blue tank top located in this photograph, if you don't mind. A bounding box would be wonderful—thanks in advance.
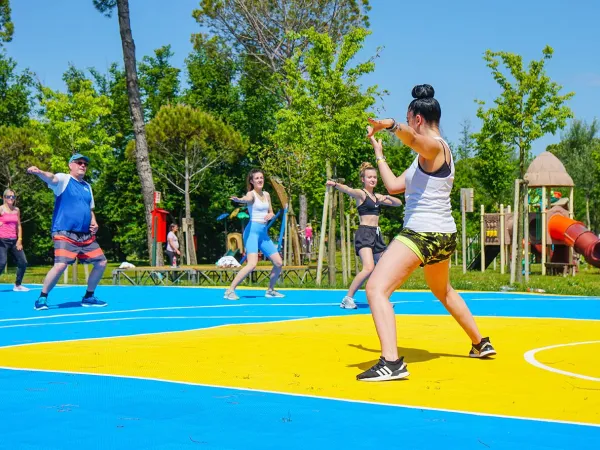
[27,154,108,311]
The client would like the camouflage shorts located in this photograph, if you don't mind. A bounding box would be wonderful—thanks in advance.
[394,228,457,266]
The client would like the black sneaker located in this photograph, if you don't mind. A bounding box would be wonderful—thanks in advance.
[470,337,496,358]
[356,356,409,382]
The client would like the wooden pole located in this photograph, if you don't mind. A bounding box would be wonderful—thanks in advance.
[506,205,511,272]
[480,204,486,272]
[569,186,575,276]
[500,204,505,274]
[354,216,360,275]
[510,179,520,285]
[524,183,530,282]
[328,188,338,285]
[339,195,348,285]
[541,188,547,275]
[462,196,467,274]
[283,215,289,266]
[316,187,330,286]
[346,213,352,278]
[287,216,293,267]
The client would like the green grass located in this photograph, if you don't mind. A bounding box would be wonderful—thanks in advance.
[3,258,599,296]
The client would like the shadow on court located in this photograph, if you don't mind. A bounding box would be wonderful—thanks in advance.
[347,343,470,368]
[49,301,84,310]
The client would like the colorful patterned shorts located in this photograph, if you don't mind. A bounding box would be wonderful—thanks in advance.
[52,231,106,265]
[394,228,457,266]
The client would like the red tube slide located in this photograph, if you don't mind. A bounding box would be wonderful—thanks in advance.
[548,215,600,268]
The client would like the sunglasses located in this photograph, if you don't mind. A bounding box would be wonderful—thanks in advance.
[73,161,88,167]
[4,195,15,199]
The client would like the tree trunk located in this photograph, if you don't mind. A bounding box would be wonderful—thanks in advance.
[516,184,524,283]
[586,195,591,230]
[116,0,159,265]
[328,187,338,286]
[339,195,347,285]
[299,193,307,235]
[184,151,197,265]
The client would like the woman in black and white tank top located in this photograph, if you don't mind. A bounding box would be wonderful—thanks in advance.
[353,84,496,382]
[326,162,402,310]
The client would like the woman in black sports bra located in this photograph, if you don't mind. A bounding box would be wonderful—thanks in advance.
[326,162,402,309]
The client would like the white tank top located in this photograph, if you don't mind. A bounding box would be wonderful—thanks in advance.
[248,191,269,222]
[403,137,457,233]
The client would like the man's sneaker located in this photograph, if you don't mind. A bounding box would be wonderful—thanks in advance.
[81,296,107,308]
[224,289,240,301]
[357,356,409,382]
[265,289,285,298]
[34,298,48,311]
[13,285,30,292]
[340,296,357,309]
[470,337,496,358]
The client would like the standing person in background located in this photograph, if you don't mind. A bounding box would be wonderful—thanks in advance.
[0,189,29,291]
[166,223,181,267]
[305,223,313,259]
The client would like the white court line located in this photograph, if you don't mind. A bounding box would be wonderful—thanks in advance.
[524,341,600,382]
[0,315,307,330]
[0,301,424,324]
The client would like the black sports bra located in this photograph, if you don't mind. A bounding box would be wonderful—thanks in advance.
[418,138,452,178]
[357,190,380,216]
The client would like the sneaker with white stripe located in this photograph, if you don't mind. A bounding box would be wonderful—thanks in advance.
[356,356,409,382]
[469,337,496,358]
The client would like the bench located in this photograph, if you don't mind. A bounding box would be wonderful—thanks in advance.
[544,262,577,277]
[111,265,329,286]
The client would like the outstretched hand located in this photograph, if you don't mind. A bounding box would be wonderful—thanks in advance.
[230,196,243,203]
[367,127,384,157]
[367,118,394,137]
[325,180,337,187]
[27,166,41,175]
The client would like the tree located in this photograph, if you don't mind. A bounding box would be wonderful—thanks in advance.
[35,78,115,172]
[0,52,35,127]
[90,64,148,260]
[456,119,475,161]
[184,35,240,121]
[145,104,246,264]
[0,0,13,45]
[93,0,158,263]
[138,45,181,120]
[475,46,574,283]
[192,0,370,87]
[270,27,380,281]
[549,119,600,230]
[473,135,516,206]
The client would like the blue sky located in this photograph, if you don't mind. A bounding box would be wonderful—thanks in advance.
[8,0,600,155]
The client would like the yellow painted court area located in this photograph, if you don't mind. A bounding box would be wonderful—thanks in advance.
[1,315,599,424]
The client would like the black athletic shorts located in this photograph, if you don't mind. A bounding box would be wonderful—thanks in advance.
[354,225,387,256]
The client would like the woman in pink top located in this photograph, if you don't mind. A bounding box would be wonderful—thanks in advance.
[0,189,29,291]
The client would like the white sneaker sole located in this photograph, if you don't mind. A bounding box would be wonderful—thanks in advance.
[81,303,108,308]
[358,370,410,382]
[470,349,496,358]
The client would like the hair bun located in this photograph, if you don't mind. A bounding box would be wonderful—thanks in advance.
[412,84,435,100]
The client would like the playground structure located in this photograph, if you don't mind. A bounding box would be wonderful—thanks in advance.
[470,152,600,276]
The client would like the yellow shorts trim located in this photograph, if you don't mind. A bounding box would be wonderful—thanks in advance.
[394,235,425,263]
